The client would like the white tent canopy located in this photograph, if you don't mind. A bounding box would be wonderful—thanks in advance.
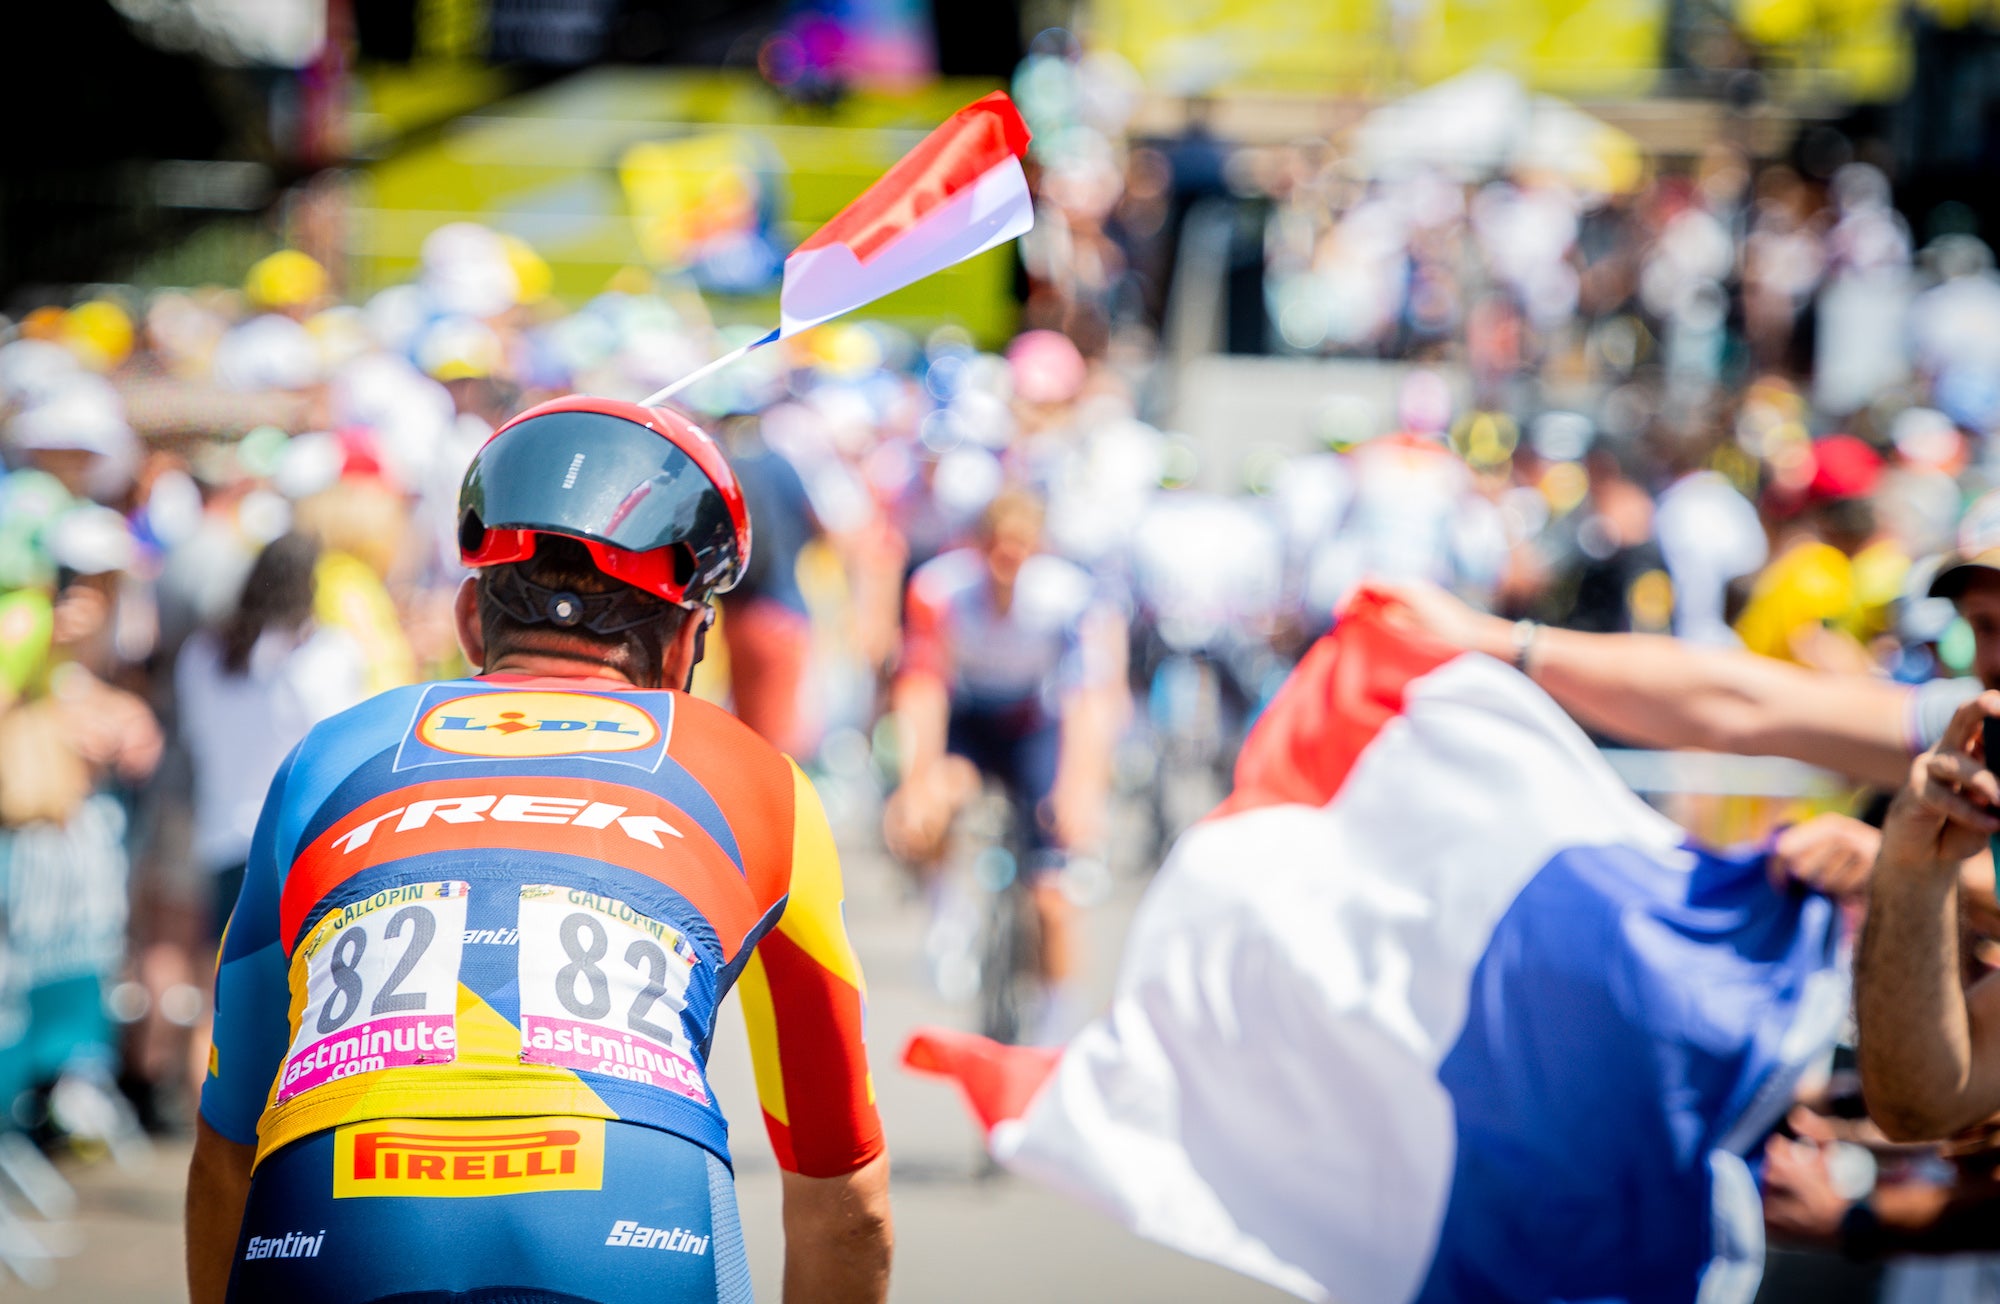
[1353,68,1642,194]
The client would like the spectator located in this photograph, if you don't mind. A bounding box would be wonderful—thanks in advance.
[1734,434,1904,670]
[175,533,364,941]
[718,414,825,757]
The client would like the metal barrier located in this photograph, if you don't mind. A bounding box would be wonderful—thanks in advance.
[1600,749,1860,848]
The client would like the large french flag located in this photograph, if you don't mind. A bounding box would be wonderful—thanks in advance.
[905,591,1848,1303]
[778,91,1033,337]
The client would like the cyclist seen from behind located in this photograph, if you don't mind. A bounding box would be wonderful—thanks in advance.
[186,396,890,1304]
[883,487,1123,1044]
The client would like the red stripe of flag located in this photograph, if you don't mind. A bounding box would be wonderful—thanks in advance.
[795,91,1030,264]
[901,1027,1060,1135]
[1212,587,1459,819]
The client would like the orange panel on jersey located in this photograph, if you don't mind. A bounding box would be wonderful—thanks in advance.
[664,700,795,910]
[281,778,761,956]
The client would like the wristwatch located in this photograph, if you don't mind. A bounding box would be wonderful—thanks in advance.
[1509,620,1540,674]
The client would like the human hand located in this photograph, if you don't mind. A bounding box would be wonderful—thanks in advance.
[1880,691,2000,878]
[50,584,109,648]
[1770,813,1882,899]
[1047,776,1106,853]
[883,779,949,866]
[881,757,978,867]
[1762,1132,1851,1247]
[1364,581,1511,659]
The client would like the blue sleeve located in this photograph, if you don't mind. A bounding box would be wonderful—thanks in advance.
[199,742,301,1146]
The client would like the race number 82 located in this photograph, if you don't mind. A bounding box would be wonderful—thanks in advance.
[278,881,469,1102]
[516,886,707,1104]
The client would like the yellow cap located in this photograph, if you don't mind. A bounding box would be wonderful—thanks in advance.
[500,235,552,305]
[61,300,134,370]
[417,318,505,382]
[245,250,328,310]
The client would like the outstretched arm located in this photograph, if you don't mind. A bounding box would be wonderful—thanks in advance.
[1371,581,1917,788]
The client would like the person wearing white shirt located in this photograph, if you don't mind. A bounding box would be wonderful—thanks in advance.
[174,532,367,934]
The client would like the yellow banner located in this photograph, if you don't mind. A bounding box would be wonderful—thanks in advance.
[1407,0,1666,96]
[1093,0,1911,101]
[1737,0,1909,99]
[1093,0,1664,96]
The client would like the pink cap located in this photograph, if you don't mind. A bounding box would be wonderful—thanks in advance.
[1006,330,1086,406]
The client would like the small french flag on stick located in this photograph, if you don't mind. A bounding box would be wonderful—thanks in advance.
[643,91,1033,404]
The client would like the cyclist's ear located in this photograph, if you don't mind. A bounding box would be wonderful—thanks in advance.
[664,604,712,693]
[454,577,485,670]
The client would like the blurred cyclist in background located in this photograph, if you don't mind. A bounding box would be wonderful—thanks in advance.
[718,414,825,758]
[884,487,1121,1043]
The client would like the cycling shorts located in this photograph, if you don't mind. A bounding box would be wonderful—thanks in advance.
[946,699,1062,867]
[227,1117,750,1304]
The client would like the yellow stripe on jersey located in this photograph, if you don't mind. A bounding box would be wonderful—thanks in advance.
[773,760,866,991]
[735,950,788,1127]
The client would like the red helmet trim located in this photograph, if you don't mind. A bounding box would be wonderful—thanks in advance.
[469,394,751,605]
[462,529,705,607]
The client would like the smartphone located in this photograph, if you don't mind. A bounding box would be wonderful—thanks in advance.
[1987,719,2000,860]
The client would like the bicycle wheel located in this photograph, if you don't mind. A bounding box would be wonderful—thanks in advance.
[974,823,1042,1045]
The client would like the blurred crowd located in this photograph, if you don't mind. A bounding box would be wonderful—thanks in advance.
[6,37,2000,1288]
[1244,140,2000,682]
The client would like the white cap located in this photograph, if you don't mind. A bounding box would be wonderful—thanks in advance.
[364,283,430,354]
[7,375,136,458]
[273,431,343,500]
[934,446,1003,520]
[331,351,455,487]
[0,339,83,408]
[415,316,506,382]
[213,314,323,391]
[50,505,135,575]
[420,222,520,319]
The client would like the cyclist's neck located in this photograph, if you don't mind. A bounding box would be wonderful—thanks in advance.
[480,653,638,686]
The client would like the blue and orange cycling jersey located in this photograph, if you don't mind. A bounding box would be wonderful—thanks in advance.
[203,673,882,1180]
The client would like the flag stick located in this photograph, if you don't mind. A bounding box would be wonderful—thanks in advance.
[639,328,780,407]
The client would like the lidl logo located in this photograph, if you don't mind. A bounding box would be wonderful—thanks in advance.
[332,1116,606,1198]
[396,689,668,771]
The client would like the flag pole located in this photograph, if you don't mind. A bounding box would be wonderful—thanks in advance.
[639,328,780,407]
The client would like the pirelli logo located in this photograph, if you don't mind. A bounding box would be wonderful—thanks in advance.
[332,1116,606,1198]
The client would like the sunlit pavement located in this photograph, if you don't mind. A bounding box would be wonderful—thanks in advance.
[33,821,1288,1303]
